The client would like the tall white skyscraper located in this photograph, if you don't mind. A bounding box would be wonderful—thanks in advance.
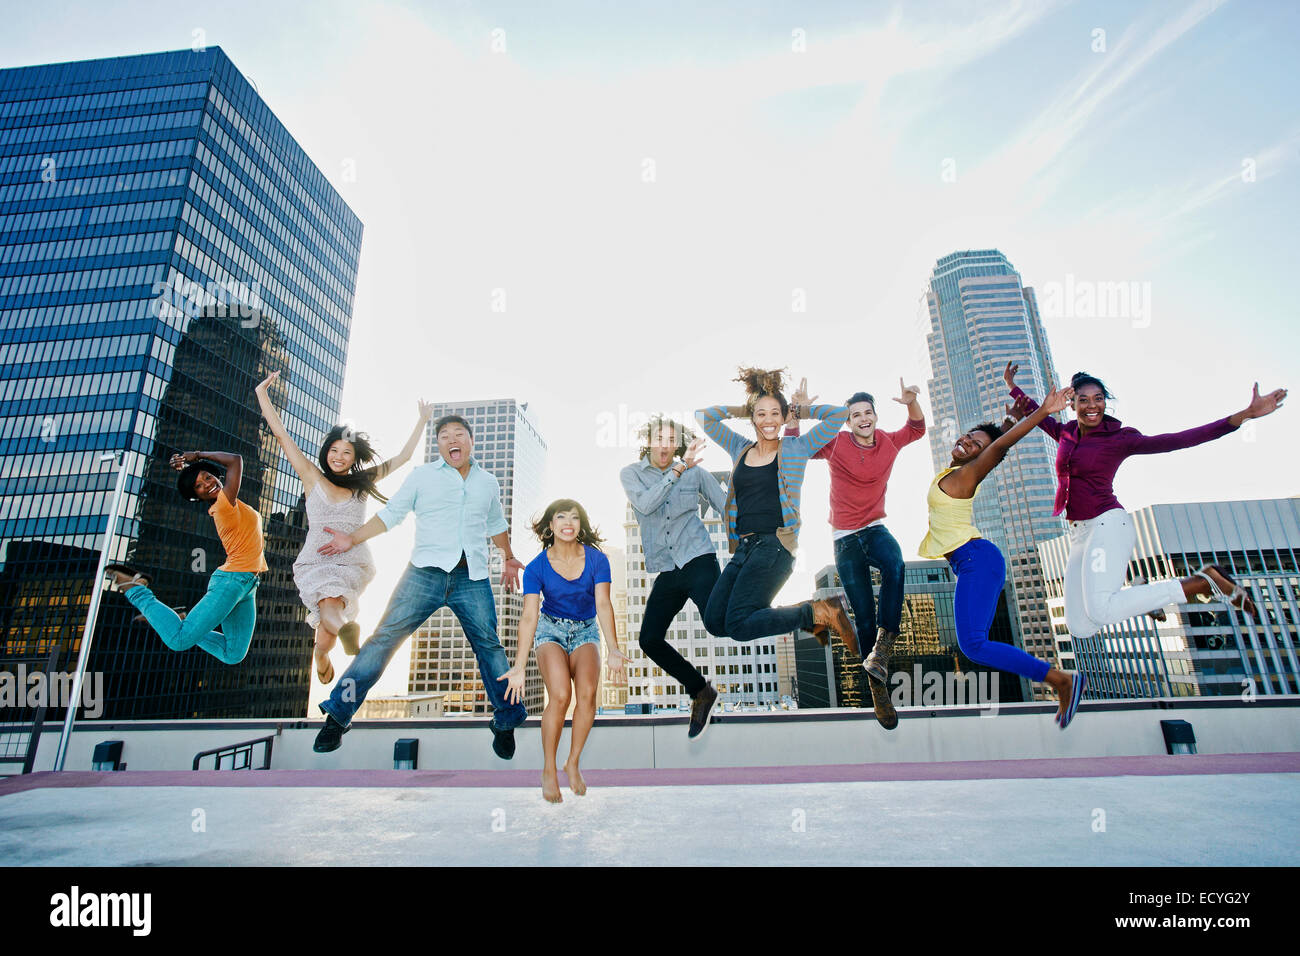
[406,399,547,716]
[925,250,1065,695]
[622,471,781,710]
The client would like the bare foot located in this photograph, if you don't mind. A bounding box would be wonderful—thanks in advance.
[314,648,334,684]
[542,768,563,803]
[563,759,587,796]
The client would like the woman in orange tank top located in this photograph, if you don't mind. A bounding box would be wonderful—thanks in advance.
[105,449,266,665]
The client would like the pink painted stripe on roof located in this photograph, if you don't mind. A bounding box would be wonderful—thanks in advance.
[2,752,1297,797]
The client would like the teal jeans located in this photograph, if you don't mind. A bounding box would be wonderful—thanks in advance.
[124,569,260,664]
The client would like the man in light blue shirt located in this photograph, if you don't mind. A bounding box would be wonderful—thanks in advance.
[312,415,528,757]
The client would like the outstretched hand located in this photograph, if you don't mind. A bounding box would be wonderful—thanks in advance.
[893,378,920,406]
[497,664,526,705]
[1245,383,1287,419]
[788,377,818,424]
[256,370,280,394]
[501,556,525,592]
[1041,387,1073,415]
[1003,361,1019,389]
[417,399,435,420]
[605,646,629,682]
[681,437,706,469]
[317,526,355,556]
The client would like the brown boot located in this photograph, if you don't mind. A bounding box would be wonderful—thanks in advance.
[864,628,896,682]
[812,597,859,656]
[867,674,898,730]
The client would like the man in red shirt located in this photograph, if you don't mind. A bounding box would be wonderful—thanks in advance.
[788,380,925,729]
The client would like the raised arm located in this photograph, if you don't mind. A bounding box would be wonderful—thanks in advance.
[171,449,243,504]
[1127,383,1285,455]
[255,371,322,490]
[695,404,751,460]
[1005,361,1062,442]
[789,400,849,455]
[942,388,1072,499]
[371,400,434,481]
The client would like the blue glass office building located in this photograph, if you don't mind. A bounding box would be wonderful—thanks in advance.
[925,250,1065,696]
[0,49,362,718]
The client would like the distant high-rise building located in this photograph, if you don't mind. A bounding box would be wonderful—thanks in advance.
[924,250,1064,695]
[1039,498,1300,699]
[794,562,1027,707]
[623,470,781,710]
[406,400,547,716]
[0,49,361,718]
[599,544,629,712]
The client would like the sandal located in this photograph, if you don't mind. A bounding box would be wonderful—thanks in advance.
[1194,565,1259,622]
[104,563,152,590]
[315,653,335,685]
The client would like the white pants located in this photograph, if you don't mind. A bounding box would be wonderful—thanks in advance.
[1065,508,1184,639]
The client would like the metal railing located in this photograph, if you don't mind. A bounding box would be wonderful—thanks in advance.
[192,732,276,771]
[0,645,61,775]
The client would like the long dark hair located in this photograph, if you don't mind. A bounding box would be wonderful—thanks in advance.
[532,498,604,549]
[735,366,790,418]
[318,425,388,503]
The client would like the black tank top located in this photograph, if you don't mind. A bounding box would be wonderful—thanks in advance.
[734,455,781,535]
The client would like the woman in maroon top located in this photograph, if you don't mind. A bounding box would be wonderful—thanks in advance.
[1006,362,1286,636]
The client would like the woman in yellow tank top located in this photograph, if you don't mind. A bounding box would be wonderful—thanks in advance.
[919,370,1087,729]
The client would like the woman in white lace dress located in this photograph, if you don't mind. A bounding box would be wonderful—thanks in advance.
[256,371,432,683]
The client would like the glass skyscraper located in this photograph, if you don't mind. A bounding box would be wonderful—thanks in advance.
[924,250,1064,694]
[0,49,361,718]
[407,399,548,717]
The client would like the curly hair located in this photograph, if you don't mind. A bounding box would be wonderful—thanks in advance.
[969,421,1005,443]
[734,366,790,418]
[318,425,389,503]
[532,498,604,549]
[638,416,694,461]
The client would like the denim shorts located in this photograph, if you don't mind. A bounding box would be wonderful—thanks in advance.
[535,613,601,655]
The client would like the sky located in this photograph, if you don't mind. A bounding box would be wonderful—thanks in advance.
[4,0,1297,707]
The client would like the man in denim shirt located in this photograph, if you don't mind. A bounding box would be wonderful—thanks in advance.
[620,418,728,738]
[312,415,529,757]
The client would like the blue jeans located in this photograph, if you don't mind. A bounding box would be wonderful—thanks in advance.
[948,539,1050,683]
[833,523,905,652]
[535,614,601,655]
[319,563,528,729]
[124,569,259,665]
[704,533,814,641]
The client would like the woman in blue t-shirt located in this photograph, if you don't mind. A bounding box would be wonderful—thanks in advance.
[501,498,628,804]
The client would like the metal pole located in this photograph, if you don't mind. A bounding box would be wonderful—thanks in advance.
[53,450,131,772]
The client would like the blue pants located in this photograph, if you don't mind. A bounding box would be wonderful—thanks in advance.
[124,569,259,665]
[833,523,905,652]
[948,539,1050,683]
[319,563,528,729]
[704,533,814,641]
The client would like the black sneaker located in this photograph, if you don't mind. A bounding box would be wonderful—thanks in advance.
[313,714,350,753]
[688,684,718,739]
[491,722,516,760]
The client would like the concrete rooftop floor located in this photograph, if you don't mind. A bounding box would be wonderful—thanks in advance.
[3,754,1297,866]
